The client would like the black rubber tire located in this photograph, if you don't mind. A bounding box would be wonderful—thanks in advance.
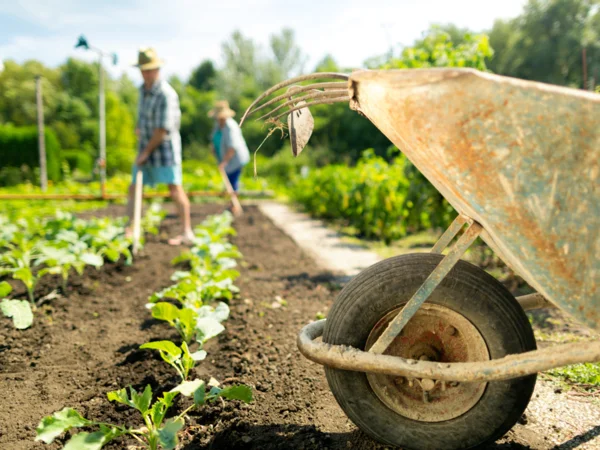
[323,253,537,450]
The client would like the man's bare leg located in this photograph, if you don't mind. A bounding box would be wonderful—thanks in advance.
[168,184,194,245]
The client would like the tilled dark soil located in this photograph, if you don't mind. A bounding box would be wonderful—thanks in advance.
[0,204,550,450]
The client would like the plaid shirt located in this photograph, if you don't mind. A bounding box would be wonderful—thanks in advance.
[137,80,182,167]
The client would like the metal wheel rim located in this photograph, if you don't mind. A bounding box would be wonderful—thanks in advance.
[365,303,490,422]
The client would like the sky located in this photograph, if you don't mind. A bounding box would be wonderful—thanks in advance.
[0,0,529,83]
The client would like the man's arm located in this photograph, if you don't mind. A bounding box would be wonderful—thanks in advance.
[219,147,235,170]
[136,128,167,165]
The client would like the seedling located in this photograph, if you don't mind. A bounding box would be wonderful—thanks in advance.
[140,340,206,381]
[149,303,198,344]
[0,281,33,329]
[36,245,103,293]
[148,302,228,345]
[36,381,252,450]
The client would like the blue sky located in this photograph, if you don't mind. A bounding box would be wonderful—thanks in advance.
[0,0,528,83]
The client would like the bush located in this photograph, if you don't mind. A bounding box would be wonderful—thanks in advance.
[106,147,135,175]
[0,166,27,187]
[0,125,62,182]
[290,150,454,242]
[62,149,93,173]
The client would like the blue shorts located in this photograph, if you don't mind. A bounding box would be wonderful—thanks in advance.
[226,168,242,192]
[132,165,182,187]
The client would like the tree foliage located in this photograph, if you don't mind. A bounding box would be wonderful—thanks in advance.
[489,0,600,88]
[0,1,597,186]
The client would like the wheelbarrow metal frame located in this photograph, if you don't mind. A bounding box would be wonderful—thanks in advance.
[242,68,599,382]
[298,211,588,383]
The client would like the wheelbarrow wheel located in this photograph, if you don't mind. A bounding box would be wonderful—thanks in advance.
[323,253,536,450]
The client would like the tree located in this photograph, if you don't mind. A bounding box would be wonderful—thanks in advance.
[0,60,60,126]
[270,28,306,78]
[189,60,217,92]
[59,58,99,113]
[105,91,136,174]
[383,27,493,71]
[489,0,600,88]
[315,55,340,73]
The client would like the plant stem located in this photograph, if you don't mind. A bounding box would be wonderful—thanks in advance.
[175,404,196,423]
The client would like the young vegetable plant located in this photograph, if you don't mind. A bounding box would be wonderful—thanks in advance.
[149,303,198,344]
[0,281,33,329]
[148,302,228,345]
[36,381,252,450]
[0,234,42,303]
[36,245,103,293]
[140,340,206,382]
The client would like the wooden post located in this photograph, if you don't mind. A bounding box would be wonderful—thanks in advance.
[219,166,243,216]
[35,76,47,192]
[582,47,588,90]
[132,170,143,255]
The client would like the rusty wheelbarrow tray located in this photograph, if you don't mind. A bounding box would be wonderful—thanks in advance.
[242,69,600,449]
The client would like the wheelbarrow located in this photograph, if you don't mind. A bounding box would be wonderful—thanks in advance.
[241,68,600,449]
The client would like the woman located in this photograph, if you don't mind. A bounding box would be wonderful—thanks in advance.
[209,101,250,214]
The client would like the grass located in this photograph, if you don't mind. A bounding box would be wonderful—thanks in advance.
[546,363,600,390]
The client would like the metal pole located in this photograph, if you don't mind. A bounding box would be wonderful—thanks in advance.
[35,76,47,192]
[98,55,107,198]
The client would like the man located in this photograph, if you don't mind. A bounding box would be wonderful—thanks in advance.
[209,100,250,214]
[127,47,194,245]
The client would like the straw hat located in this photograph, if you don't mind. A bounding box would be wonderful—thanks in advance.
[208,100,236,119]
[132,47,164,71]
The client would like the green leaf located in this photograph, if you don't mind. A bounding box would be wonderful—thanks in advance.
[140,341,182,358]
[171,378,205,397]
[63,430,112,450]
[157,418,184,450]
[189,350,207,361]
[178,307,198,343]
[13,267,33,290]
[218,385,253,403]
[80,252,104,268]
[107,385,152,414]
[160,390,179,409]
[150,390,179,428]
[1,299,33,329]
[193,383,206,406]
[197,302,229,322]
[35,408,91,444]
[107,388,131,407]
[0,281,12,297]
[150,401,167,428]
[171,251,194,266]
[196,317,225,343]
[131,385,153,415]
[103,248,120,263]
[151,302,180,326]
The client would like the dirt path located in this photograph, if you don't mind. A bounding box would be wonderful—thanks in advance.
[0,204,596,449]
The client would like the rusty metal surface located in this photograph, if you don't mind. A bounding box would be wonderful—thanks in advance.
[349,68,600,330]
[365,304,488,422]
[517,293,556,310]
[288,100,314,157]
[369,221,483,354]
[431,214,469,254]
[298,319,600,382]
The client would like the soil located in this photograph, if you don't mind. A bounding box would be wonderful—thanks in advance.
[0,204,583,450]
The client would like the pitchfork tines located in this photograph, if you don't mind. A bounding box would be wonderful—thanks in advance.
[240,72,350,127]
